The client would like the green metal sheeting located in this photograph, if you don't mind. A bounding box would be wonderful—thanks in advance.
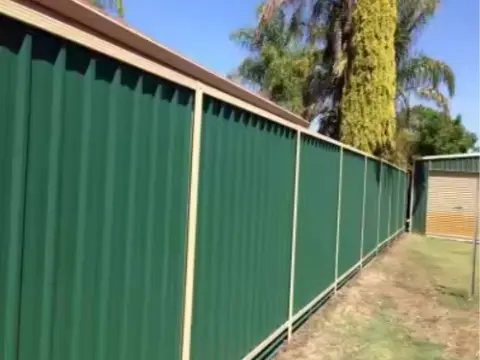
[191,97,295,360]
[390,167,398,235]
[429,156,479,173]
[294,135,339,312]
[0,16,192,360]
[1,12,411,360]
[0,16,31,360]
[363,158,381,254]
[412,161,429,233]
[338,151,364,275]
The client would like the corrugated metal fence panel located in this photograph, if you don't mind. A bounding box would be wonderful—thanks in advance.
[392,170,398,232]
[396,169,403,231]
[400,171,406,230]
[404,172,408,228]
[191,97,295,360]
[391,167,397,235]
[379,163,390,241]
[429,156,479,173]
[412,161,428,233]
[397,171,405,230]
[402,172,408,229]
[363,158,381,255]
[294,135,340,313]
[389,167,395,235]
[386,166,395,238]
[338,150,364,275]
[403,172,408,228]
[390,168,397,235]
[1,16,194,360]
[0,16,31,360]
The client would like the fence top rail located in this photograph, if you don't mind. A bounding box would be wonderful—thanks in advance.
[416,153,480,161]
[23,0,308,128]
[3,0,407,173]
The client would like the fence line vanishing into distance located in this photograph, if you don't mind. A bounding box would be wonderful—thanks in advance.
[0,2,408,360]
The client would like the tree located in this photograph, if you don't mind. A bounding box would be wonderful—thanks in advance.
[395,0,455,119]
[256,0,455,153]
[90,0,124,17]
[403,106,477,157]
[230,8,320,115]
[339,0,397,154]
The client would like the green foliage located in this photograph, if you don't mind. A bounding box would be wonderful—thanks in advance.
[90,0,124,17]
[395,0,437,67]
[240,0,458,164]
[397,55,455,114]
[395,0,455,115]
[230,10,320,115]
[339,0,397,154]
[404,106,478,157]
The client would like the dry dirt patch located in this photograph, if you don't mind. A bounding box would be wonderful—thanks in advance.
[275,235,479,360]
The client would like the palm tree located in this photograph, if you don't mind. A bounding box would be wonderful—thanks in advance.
[259,0,455,133]
[90,0,124,17]
[259,0,356,135]
[395,0,455,123]
[393,0,455,164]
[230,8,320,115]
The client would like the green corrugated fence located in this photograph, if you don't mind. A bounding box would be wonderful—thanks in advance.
[190,97,295,360]
[294,135,339,313]
[1,15,192,360]
[0,12,409,360]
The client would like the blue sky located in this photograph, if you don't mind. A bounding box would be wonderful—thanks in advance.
[124,0,479,134]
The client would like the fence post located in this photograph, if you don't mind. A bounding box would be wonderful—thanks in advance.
[287,130,301,341]
[397,171,402,234]
[181,84,204,360]
[376,162,383,254]
[360,156,367,268]
[387,168,392,240]
[405,172,408,230]
[334,148,344,293]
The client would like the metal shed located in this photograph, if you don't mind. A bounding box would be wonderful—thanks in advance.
[410,153,480,240]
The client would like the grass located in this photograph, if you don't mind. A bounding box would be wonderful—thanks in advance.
[353,311,456,360]
[275,235,479,360]
[405,237,478,310]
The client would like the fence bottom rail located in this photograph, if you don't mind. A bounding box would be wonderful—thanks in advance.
[242,230,405,360]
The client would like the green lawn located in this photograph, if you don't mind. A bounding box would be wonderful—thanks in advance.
[405,237,479,310]
[276,235,479,360]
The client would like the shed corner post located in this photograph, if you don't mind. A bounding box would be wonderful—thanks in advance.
[408,159,416,232]
[181,84,204,360]
[334,147,344,294]
[360,156,368,269]
[287,129,301,341]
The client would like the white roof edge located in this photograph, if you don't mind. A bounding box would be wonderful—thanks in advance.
[416,153,480,161]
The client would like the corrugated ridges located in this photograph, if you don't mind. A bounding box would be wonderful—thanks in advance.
[1,16,193,360]
[191,97,295,360]
[294,135,339,313]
